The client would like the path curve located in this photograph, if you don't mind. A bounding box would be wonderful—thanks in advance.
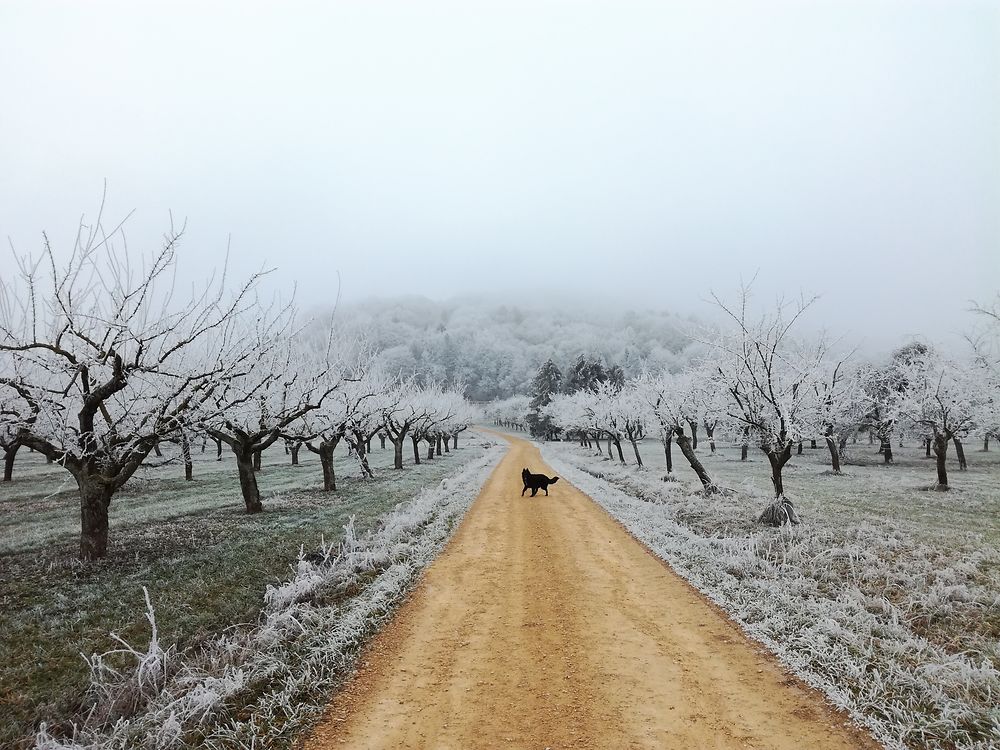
[305,435,876,749]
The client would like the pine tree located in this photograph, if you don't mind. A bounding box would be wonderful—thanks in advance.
[527,360,563,438]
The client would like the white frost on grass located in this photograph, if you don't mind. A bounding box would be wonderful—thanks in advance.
[34,439,505,750]
[541,442,1000,750]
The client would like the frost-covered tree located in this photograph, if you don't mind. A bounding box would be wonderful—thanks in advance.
[297,363,379,491]
[709,286,823,525]
[634,370,716,489]
[894,349,994,490]
[687,363,729,453]
[487,394,530,431]
[445,394,479,449]
[564,355,608,394]
[409,385,468,462]
[197,319,342,510]
[808,356,865,473]
[543,390,595,448]
[860,342,930,464]
[527,359,562,439]
[343,368,395,479]
[0,396,27,481]
[381,378,427,469]
[587,379,628,462]
[0,216,267,559]
[617,383,648,466]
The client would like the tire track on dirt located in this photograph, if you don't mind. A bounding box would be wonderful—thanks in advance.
[304,435,877,749]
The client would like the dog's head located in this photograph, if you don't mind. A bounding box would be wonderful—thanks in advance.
[550,477,559,485]
[522,467,530,480]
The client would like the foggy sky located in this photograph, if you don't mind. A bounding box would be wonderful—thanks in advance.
[2,1,998,351]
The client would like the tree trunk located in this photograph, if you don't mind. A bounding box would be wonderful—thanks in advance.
[810,439,818,449]
[686,420,698,450]
[153,441,163,458]
[954,436,967,470]
[443,435,450,453]
[320,443,337,491]
[663,435,673,474]
[675,427,714,491]
[426,439,435,460]
[78,476,114,561]
[925,437,932,457]
[290,443,300,466]
[453,434,459,449]
[741,427,749,461]
[984,435,990,452]
[766,444,793,498]
[214,437,223,461]
[380,433,387,450]
[613,438,626,463]
[607,436,613,456]
[237,453,263,513]
[825,436,841,473]
[881,439,893,464]
[3,442,20,481]
[707,425,716,454]
[393,438,405,469]
[253,449,262,471]
[411,435,422,465]
[933,434,949,489]
[352,434,375,478]
[796,441,803,455]
[180,431,193,481]
[630,438,643,467]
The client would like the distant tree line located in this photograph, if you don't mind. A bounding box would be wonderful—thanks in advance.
[321,298,697,401]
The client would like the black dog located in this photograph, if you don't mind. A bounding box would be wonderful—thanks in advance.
[522,467,559,497]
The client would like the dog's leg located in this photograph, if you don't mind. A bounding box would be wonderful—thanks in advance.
[531,487,538,497]
[522,484,528,496]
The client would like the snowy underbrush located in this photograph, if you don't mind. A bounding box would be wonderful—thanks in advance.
[541,443,1000,750]
[33,440,505,750]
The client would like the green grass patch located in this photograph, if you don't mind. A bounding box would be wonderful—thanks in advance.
[0,439,483,749]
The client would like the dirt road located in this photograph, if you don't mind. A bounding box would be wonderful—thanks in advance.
[305,435,875,749]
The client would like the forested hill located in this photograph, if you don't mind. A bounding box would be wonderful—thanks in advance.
[326,296,700,401]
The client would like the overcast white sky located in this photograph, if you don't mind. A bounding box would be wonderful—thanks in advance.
[1,1,997,349]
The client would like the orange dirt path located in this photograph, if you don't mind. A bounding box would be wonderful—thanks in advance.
[304,435,877,750]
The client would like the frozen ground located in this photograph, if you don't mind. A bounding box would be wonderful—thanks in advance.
[0,435,501,749]
[540,435,1000,750]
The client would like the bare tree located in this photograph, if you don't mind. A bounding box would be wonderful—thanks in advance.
[382,378,427,469]
[634,371,717,490]
[0,211,265,559]
[198,324,342,510]
[708,284,821,525]
[0,396,25,481]
[894,348,993,490]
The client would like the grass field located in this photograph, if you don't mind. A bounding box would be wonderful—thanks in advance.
[0,437,488,749]
[540,433,1000,749]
